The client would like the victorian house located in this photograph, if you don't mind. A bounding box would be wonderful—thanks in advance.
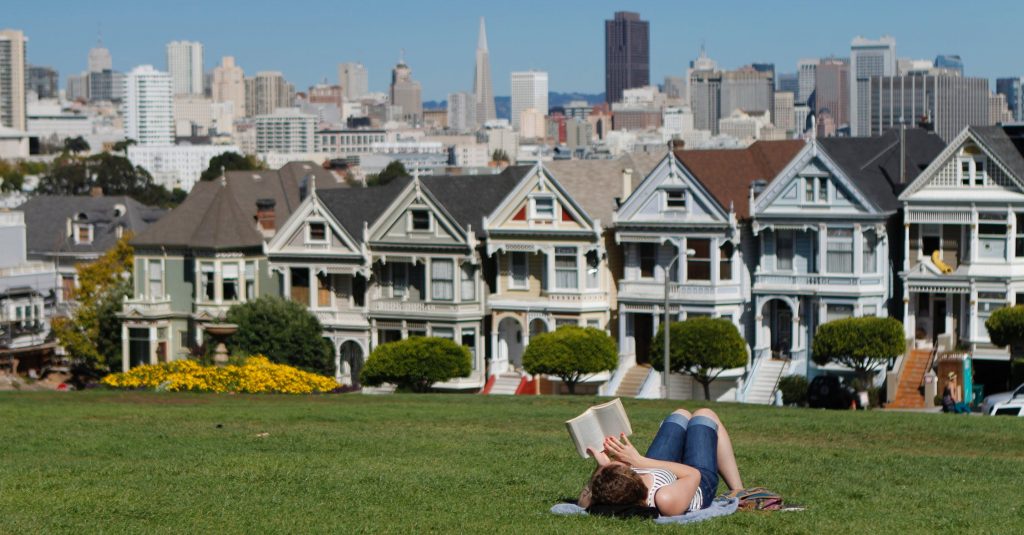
[749,129,944,399]
[897,125,1024,399]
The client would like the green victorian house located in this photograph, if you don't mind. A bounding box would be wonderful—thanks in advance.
[119,162,346,370]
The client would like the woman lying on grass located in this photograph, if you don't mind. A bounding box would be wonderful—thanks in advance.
[578,408,743,516]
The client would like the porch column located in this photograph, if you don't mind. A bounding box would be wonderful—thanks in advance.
[676,239,685,284]
[970,207,979,263]
[283,268,291,300]
[903,223,910,272]
[333,339,342,380]
[370,319,378,350]
[1008,206,1017,259]
[951,291,960,343]
[853,224,863,275]
[489,326,499,373]
[148,326,157,365]
[711,237,720,285]
[121,322,129,371]
[308,267,315,308]
[818,224,827,274]
[903,285,913,339]
[618,310,628,355]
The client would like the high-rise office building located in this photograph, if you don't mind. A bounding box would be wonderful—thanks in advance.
[815,57,850,136]
[850,36,896,136]
[604,11,649,104]
[338,62,368,100]
[996,78,1023,122]
[689,68,722,134]
[664,76,687,101]
[934,55,964,76]
[720,66,774,118]
[88,69,124,102]
[212,56,246,119]
[473,17,496,127]
[66,74,88,102]
[27,66,59,99]
[122,65,174,145]
[773,91,795,133]
[390,58,422,123]
[254,107,316,153]
[797,59,818,105]
[990,93,1013,125]
[244,71,293,117]
[447,91,476,132]
[510,70,548,130]
[777,72,799,94]
[0,29,27,131]
[867,73,989,142]
[166,40,204,95]
[88,39,112,73]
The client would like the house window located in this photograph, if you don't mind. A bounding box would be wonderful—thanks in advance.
[75,224,93,244]
[776,230,794,271]
[665,189,686,209]
[826,304,854,322]
[587,319,601,328]
[389,263,409,298]
[585,250,600,289]
[245,261,256,300]
[222,263,240,301]
[510,253,528,289]
[1017,214,1024,258]
[818,177,828,202]
[826,228,854,274]
[532,196,555,219]
[959,157,987,186]
[431,259,454,300]
[554,247,578,290]
[410,209,431,231]
[432,327,454,340]
[460,263,476,301]
[863,230,878,273]
[804,179,814,202]
[555,318,578,328]
[148,259,163,298]
[719,242,734,281]
[979,222,1007,260]
[290,267,310,304]
[308,222,327,242]
[803,177,828,204]
[317,273,331,307]
[461,329,477,368]
[687,239,711,281]
[979,292,1006,339]
[200,262,216,302]
[638,243,657,278]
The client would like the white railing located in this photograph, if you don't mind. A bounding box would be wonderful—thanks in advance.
[369,300,483,314]
[543,291,609,303]
[313,309,368,325]
[739,348,770,402]
[123,297,173,314]
[617,280,741,299]
[754,273,883,288]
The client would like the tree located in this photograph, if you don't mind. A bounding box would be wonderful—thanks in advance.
[224,296,334,375]
[360,337,471,392]
[812,316,904,386]
[366,160,408,187]
[36,153,176,207]
[984,306,1024,387]
[651,317,748,400]
[199,151,265,182]
[52,235,134,378]
[491,149,510,163]
[112,139,137,153]
[0,159,25,192]
[63,136,90,154]
[522,326,617,395]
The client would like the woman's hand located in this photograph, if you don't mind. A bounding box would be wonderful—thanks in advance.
[586,447,612,467]
[603,433,643,466]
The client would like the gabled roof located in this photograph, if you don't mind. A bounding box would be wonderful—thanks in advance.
[318,177,412,244]
[546,153,662,224]
[675,140,805,219]
[969,125,1024,181]
[17,195,165,256]
[819,128,945,211]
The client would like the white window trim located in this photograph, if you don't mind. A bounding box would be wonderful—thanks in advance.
[221,261,242,303]
[957,156,987,186]
[244,260,258,301]
[408,208,434,233]
[662,188,687,211]
[147,258,165,300]
[305,220,329,244]
[529,195,556,220]
[73,223,94,245]
[801,176,830,205]
[198,261,218,303]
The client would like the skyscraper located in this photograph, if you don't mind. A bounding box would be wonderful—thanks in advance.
[867,73,989,142]
[88,38,112,73]
[773,91,795,133]
[815,57,850,136]
[338,62,368,100]
[850,36,896,136]
[166,40,204,95]
[720,66,774,118]
[122,65,174,145]
[996,78,1023,122]
[244,71,293,117]
[472,17,496,127]
[0,29,27,131]
[212,56,246,118]
[689,68,722,134]
[604,11,649,104]
[448,91,476,132]
[390,57,422,124]
[27,66,59,99]
[510,71,548,130]
[797,59,818,105]
[934,55,964,76]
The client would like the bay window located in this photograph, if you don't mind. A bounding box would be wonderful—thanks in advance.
[863,230,878,273]
[431,259,454,300]
[638,243,656,278]
[687,239,711,281]
[554,247,578,289]
[510,253,528,289]
[460,263,476,301]
[826,228,854,274]
[245,261,256,300]
[317,273,331,307]
[222,263,239,301]
[719,242,734,281]
[148,259,163,298]
[200,262,215,302]
[776,230,794,271]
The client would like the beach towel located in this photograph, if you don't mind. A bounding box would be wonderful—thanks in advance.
[550,496,739,525]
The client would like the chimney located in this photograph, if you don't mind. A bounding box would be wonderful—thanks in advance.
[621,168,634,200]
[670,138,685,151]
[256,198,276,231]
[89,186,103,197]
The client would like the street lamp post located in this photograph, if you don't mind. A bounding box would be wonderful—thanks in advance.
[662,247,695,399]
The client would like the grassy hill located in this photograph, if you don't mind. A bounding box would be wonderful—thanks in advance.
[1,392,1020,533]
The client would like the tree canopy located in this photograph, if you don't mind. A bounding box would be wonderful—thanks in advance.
[36,153,176,207]
[63,136,90,154]
[522,325,617,394]
[224,296,334,375]
[984,306,1024,386]
[651,317,748,400]
[812,316,904,384]
[199,151,266,181]
[360,337,472,392]
[366,160,408,187]
[491,149,510,163]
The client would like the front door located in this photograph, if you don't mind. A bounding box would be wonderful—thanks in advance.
[634,313,653,365]
[128,328,150,368]
[770,301,793,358]
[932,296,947,342]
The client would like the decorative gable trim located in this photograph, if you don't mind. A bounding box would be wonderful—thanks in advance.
[483,162,597,235]
[752,140,880,215]
[899,127,1024,200]
[267,190,363,257]
[367,177,471,248]
[614,153,730,224]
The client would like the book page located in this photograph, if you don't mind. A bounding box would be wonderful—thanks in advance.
[565,411,602,458]
[594,398,632,438]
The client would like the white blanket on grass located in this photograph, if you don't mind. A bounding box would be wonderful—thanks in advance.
[550,496,739,525]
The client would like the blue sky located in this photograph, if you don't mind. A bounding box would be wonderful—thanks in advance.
[7,0,1023,100]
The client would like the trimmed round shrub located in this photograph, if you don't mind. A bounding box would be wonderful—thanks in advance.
[225,296,333,375]
[650,317,748,400]
[778,375,809,407]
[522,326,617,395]
[360,337,471,393]
[812,316,903,383]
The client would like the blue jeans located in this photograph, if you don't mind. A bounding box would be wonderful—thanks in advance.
[644,412,719,510]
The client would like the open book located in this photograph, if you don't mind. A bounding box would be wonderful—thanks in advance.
[565,398,633,458]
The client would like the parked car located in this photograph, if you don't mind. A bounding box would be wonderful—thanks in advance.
[981,383,1024,415]
[990,398,1024,416]
[807,375,860,410]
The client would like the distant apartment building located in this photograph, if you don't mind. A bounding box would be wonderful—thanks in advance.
[173,95,234,136]
[128,144,242,191]
[27,66,58,99]
[87,69,125,102]
[254,108,316,153]
[815,57,850,135]
[774,91,795,133]
[122,65,174,145]
[776,72,798,95]
[689,68,721,134]
[0,29,27,131]
[447,92,476,132]
[510,71,548,131]
[166,40,204,96]
[721,66,774,118]
[564,100,592,121]
[797,59,818,105]
[390,60,422,124]
[604,11,649,104]
[308,84,343,107]
[212,56,246,119]
[339,62,368,101]
[850,36,897,136]
[996,78,1023,122]
[866,74,990,142]
[989,93,1013,125]
[315,128,388,156]
[245,71,294,117]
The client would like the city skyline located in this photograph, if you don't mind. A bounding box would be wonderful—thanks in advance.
[6,0,1024,101]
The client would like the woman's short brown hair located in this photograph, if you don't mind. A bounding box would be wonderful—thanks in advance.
[589,464,647,506]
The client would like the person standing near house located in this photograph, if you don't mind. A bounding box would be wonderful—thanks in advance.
[942,372,970,414]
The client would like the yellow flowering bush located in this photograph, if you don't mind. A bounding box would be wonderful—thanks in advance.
[101,356,338,394]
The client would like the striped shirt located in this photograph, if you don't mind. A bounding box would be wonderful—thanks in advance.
[633,467,703,513]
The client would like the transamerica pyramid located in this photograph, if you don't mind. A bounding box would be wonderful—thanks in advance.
[473,17,496,126]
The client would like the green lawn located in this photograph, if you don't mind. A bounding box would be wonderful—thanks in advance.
[1,392,1021,534]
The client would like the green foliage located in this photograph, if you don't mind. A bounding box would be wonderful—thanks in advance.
[360,337,471,392]
[986,306,1024,383]
[650,317,748,400]
[0,159,27,192]
[36,153,175,207]
[224,296,333,375]
[199,151,265,182]
[366,160,408,187]
[491,149,510,163]
[778,374,809,407]
[521,326,617,394]
[112,139,137,153]
[812,316,904,381]
[52,235,134,375]
[63,136,90,154]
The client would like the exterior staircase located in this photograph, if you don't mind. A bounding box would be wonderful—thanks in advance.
[746,359,787,404]
[889,349,933,408]
[615,364,651,397]
[488,373,523,395]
